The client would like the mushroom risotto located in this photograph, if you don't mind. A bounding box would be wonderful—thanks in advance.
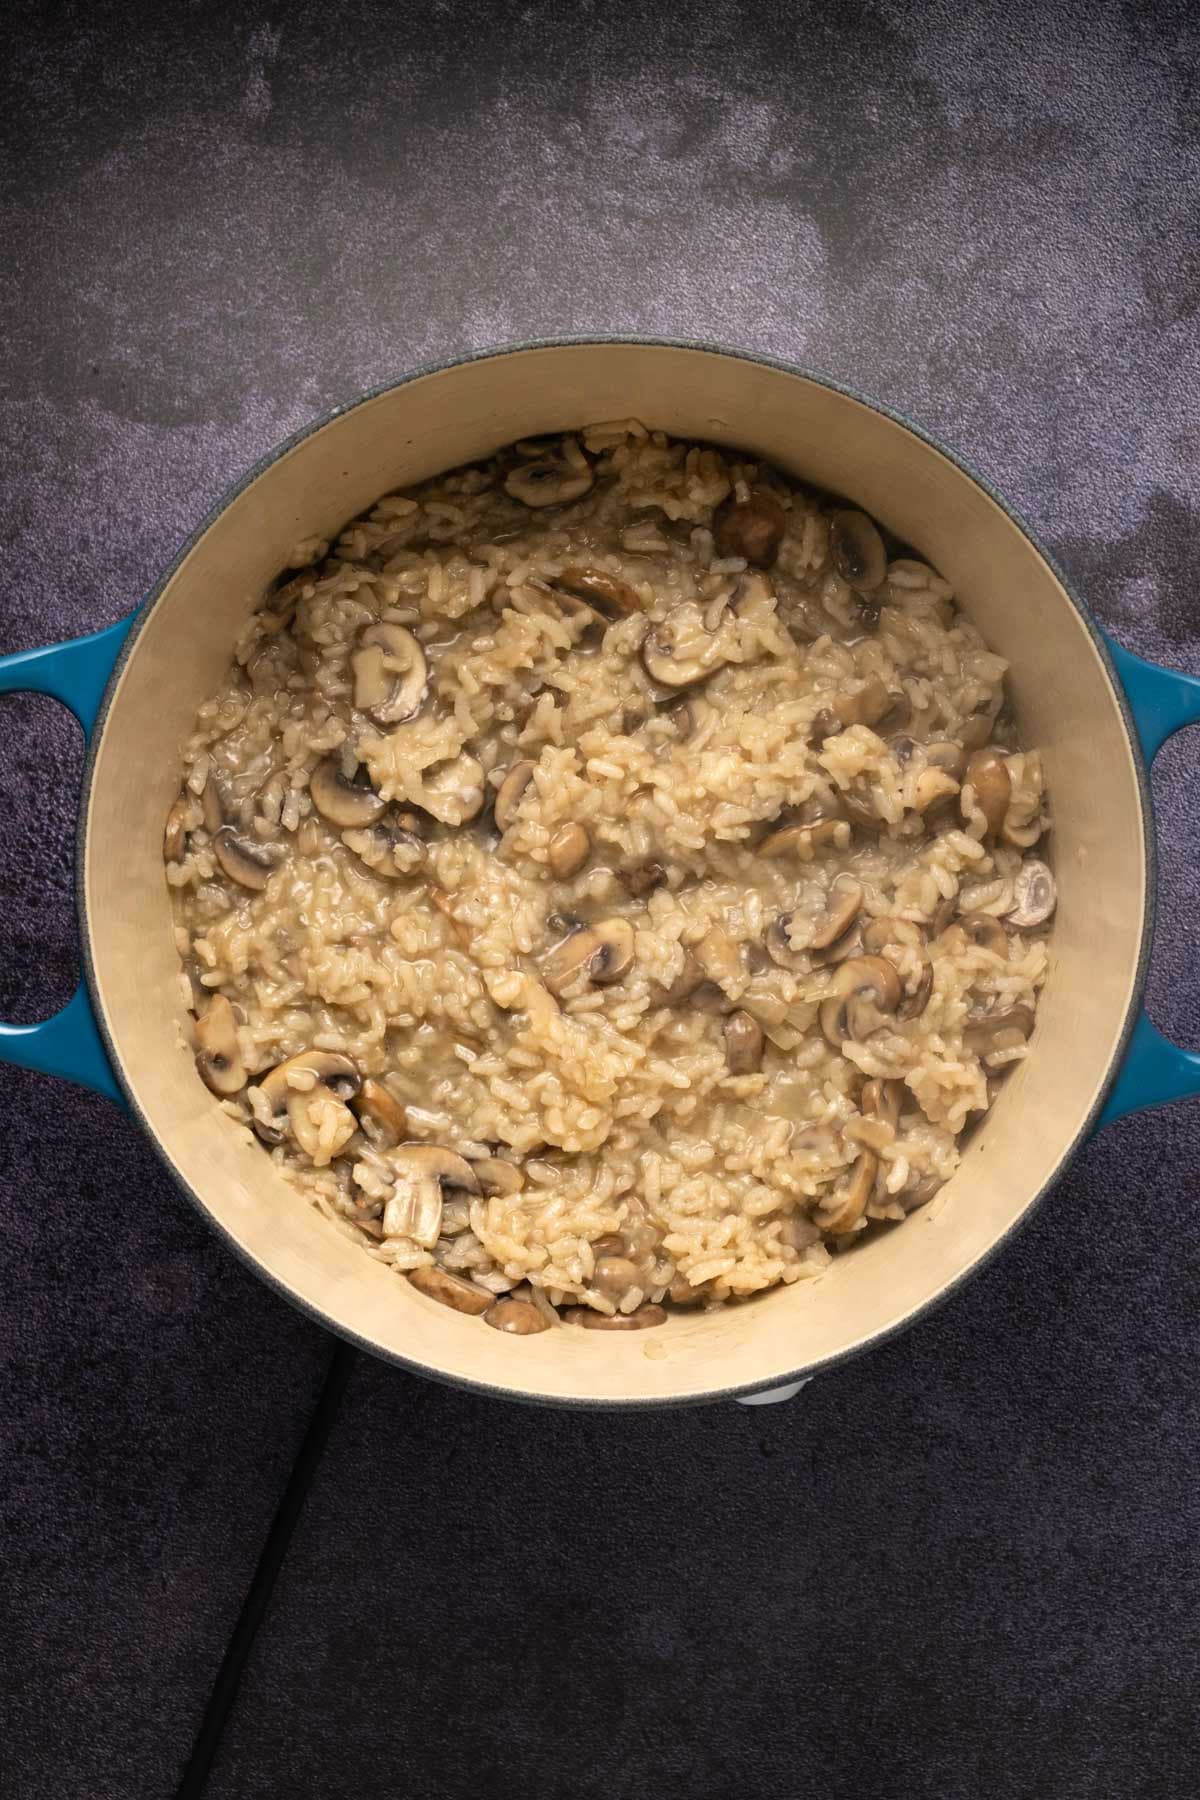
[165,422,1055,1336]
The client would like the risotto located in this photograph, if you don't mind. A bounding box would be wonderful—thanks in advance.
[164,423,1055,1337]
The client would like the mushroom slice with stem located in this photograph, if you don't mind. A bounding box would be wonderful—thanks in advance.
[543,918,635,996]
[944,912,1009,957]
[213,827,278,892]
[494,760,536,832]
[555,565,641,618]
[1008,860,1057,930]
[380,1145,481,1247]
[352,623,428,727]
[504,437,593,507]
[547,822,590,880]
[817,1150,879,1234]
[352,1078,408,1147]
[640,603,732,688]
[811,878,864,953]
[659,950,705,1004]
[724,1010,765,1075]
[962,749,1011,839]
[563,1304,668,1331]
[828,510,887,593]
[407,1264,493,1316]
[287,1088,358,1164]
[765,912,807,973]
[255,1050,360,1144]
[310,757,387,828]
[963,1005,1035,1060]
[484,1297,551,1334]
[819,955,903,1047]
[194,994,246,1096]
[714,487,787,568]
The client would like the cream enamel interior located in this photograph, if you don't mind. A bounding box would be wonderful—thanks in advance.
[83,344,1146,1404]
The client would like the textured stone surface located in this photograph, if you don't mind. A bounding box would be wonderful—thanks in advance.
[1,0,1198,1795]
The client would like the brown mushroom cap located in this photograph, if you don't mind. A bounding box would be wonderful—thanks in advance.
[833,671,891,729]
[925,740,967,780]
[944,912,1009,957]
[352,1078,408,1146]
[819,955,903,1046]
[829,509,887,593]
[547,822,591,879]
[811,878,864,951]
[504,438,594,507]
[714,487,787,567]
[407,1264,493,1315]
[483,1296,552,1334]
[1008,860,1057,929]
[818,1150,878,1233]
[254,1053,361,1145]
[861,1077,903,1132]
[555,565,641,617]
[352,623,428,727]
[213,827,278,892]
[765,912,808,972]
[640,604,730,688]
[194,994,246,1096]
[201,777,225,835]
[963,749,1011,838]
[494,760,536,832]
[759,818,847,859]
[543,918,635,995]
[563,1303,668,1331]
[310,758,387,828]
[470,1157,525,1196]
[724,1010,765,1075]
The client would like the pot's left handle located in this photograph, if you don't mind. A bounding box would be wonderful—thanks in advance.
[0,618,136,1106]
[1100,637,1200,1128]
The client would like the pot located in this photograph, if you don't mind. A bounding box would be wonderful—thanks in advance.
[3,339,1199,1408]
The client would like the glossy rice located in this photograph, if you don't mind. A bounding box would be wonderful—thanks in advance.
[165,422,1053,1331]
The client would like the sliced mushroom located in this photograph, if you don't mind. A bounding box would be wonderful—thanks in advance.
[495,760,536,831]
[381,1144,481,1246]
[352,623,428,727]
[828,509,887,593]
[590,1256,644,1301]
[724,1010,765,1074]
[625,861,668,899]
[861,1078,903,1132]
[504,438,593,507]
[930,894,959,937]
[811,878,864,952]
[213,827,277,892]
[484,1297,552,1334]
[352,1077,408,1146]
[194,994,245,1096]
[819,955,903,1046]
[812,919,865,967]
[471,1157,524,1196]
[810,707,842,745]
[760,818,845,858]
[543,918,635,995]
[256,1050,360,1142]
[640,604,731,689]
[547,822,590,879]
[765,912,807,972]
[1008,860,1057,929]
[963,749,1011,838]
[833,671,890,729]
[818,1151,878,1233]
[713,488,786,567]
[563,1304,668,1331]
[201,778,225,835]
[407,1264,493,1315]
[555,565,641,617]
[912,767,960,814]
[310,757,387,828]
[945,912,1009,957]
[164,796,188,863]
[963,1005,1035,1059]
[898,961,934,1021]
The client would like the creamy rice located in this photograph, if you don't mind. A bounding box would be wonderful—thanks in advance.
[165,423,1054,1336]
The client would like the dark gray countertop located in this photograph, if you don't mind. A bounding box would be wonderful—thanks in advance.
[2,2,1198,1796]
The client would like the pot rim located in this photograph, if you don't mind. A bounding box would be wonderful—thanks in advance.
[76,334,1156,1408]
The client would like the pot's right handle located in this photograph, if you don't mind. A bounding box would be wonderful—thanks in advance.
[1100,637,1200,1128]
[0,618,135,1107]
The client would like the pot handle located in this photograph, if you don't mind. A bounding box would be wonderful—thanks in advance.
[0,617,136,1107]
[1099,636,1200,1128]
